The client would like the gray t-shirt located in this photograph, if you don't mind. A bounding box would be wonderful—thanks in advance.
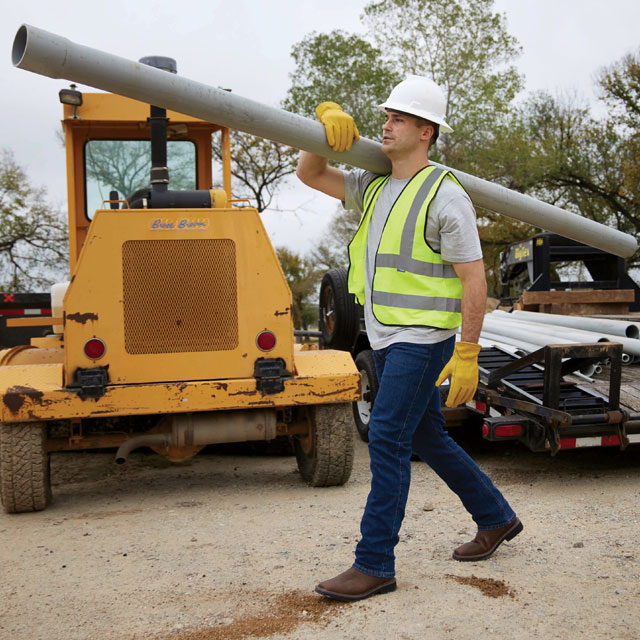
[343,168,482,350]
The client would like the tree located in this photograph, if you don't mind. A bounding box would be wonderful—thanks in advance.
[276,247,318,330]
[504,88,640,268]
[595,49,640,244]
[597,49,640,131]
[477,46,640,287]
[0,151,68,292]
[362,0,523,169]
[212,132,297,212]
[285,30,400,140]
[85,140,196,201]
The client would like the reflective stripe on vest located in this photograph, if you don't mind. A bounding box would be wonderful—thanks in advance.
[347,165,464,329]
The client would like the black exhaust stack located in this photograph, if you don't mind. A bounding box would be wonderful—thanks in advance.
[128,56,212,209]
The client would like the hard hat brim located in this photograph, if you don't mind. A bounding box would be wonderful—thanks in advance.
[378,102,453,133]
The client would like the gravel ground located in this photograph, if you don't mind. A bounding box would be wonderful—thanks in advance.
[0,432,639,640]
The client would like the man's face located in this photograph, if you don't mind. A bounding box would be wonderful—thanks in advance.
[381,110,431,158]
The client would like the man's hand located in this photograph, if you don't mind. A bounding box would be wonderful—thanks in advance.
[435,341,482,408]
[315,102,360,152]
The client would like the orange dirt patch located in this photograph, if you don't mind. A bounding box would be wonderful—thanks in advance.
[446,574,516,599]
[152,590,347,640]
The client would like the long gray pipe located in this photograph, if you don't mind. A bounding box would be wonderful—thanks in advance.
[11,24,637,258]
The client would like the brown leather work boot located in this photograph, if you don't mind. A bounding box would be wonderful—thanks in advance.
[453,517,523,562]
[315,567,397,602]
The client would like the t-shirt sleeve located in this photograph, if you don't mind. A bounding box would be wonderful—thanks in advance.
[428,178,483,263]
[342,169,380,214]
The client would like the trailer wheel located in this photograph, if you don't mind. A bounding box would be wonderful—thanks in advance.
[353,349,378,443]
[0,422,51,514]
[319,269,360,350]
[294,403,354,487]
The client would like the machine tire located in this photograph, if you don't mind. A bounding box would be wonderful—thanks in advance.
[294,403,354,487]
[319,269,360,351]
[0,422,51,514]
[353,349,378,443]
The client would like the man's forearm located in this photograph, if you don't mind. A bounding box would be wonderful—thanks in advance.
[453,259,487,343]
[296,150,346,200]
[460,282,486,342]
[296,150,329,185]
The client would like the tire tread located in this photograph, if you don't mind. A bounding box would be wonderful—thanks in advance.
[295,403,354,487]
[0,422,51,514]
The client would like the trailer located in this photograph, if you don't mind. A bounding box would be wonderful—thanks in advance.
[318,268,640,451]
[0,293,51,348]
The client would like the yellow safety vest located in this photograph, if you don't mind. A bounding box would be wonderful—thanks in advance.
[347,165,464,329]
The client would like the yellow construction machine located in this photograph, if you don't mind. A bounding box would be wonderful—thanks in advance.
[0,56,359,513]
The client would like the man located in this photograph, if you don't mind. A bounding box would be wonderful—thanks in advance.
[296,75,522,602]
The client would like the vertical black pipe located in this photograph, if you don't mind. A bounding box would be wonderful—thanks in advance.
[139,56,177,194]
[149,104,169,192]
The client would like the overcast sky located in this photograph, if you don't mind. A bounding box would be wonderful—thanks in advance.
[2,0,639,253]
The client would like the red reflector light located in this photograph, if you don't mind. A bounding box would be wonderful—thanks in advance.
[493,424,523,437]
[482,423,489,437]
[476,401,487,413]
[84,338,106,360]
[256,330,276,351]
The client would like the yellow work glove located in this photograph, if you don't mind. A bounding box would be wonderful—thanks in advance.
[435,341,482,408]
[315,102,360,152]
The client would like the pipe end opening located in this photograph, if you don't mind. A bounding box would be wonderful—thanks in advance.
[12,25,28,67]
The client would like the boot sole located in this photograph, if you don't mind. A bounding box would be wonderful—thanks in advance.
[315,579,397,602]
[452,519,523,562]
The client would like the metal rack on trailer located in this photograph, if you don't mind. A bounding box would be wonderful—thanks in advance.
[475,343,640,453]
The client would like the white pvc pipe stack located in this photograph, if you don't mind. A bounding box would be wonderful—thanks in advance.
[478,330,596,378]
[485,313,640,358]
[493,309,640,339]
[479,331,542,354]
[482,316,582,349]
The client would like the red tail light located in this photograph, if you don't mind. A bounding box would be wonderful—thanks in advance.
[494,424,523,437]
[256,330,276,351]
[84,338,106,360]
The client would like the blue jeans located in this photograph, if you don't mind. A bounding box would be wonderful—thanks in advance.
[353,338,516,578]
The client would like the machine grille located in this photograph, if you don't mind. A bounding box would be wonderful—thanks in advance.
[122,239,238,354]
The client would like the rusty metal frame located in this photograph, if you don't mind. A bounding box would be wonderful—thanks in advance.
[477,342,636,454]
[482,342,623,411]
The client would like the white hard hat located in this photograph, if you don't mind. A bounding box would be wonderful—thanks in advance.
[378,75,453,133]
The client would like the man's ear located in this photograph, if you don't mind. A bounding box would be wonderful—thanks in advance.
[420,125,434,142]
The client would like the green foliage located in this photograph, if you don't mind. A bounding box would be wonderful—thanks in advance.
[597,48,640,131]
[0,150,68,292]
[494,88,640,268]
[213,132,297,212]
[284,30,400,140]
[275,247,319,330]
[362,0,523,168]
[595,49,640,246]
